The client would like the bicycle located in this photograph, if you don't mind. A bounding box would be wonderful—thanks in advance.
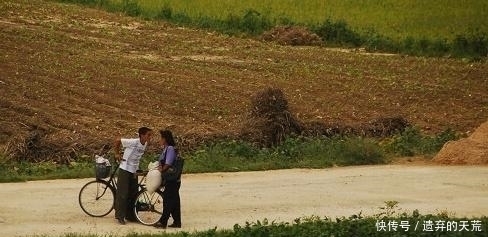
[78,151,164,226]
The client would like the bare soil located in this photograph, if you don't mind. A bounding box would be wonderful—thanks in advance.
[1,0,488,159]
[0,165,487,237]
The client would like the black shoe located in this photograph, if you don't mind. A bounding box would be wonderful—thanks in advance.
[153,222,167,229]
[168,223,181,228]
[116,218,126,225]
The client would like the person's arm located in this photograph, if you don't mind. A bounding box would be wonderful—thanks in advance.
[159,164,171,173]
[113,138,122,163]
[158,146,176,173]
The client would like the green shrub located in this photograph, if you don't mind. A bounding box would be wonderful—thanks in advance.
[156,4,173,20]
[184,136,386,173]
[121,0,141,17]
[312,19,363,46]
[363,30,398,53]
[452,30,488,59]
[330,137,386,166]
[386,127,458,156]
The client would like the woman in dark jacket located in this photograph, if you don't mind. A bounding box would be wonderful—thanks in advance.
[154,129,182,229]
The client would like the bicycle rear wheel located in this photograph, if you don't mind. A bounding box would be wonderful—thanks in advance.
[133,189,164,225]
[79,180,115,217]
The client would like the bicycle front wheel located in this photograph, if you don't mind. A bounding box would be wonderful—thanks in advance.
[78,180,115,217]
[134,189,164,225]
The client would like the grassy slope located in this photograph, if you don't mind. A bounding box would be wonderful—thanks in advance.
[0,0,487,153]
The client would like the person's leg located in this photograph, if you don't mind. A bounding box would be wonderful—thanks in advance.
[170,182,181,227]
[125,173,138,221]
[157,181,177,227]
[115,169,130,224]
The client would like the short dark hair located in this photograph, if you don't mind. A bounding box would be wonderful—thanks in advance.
[138,127,152,136]
[160,129,176,146]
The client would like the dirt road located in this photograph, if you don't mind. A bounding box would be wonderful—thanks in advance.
[1,165,487,237]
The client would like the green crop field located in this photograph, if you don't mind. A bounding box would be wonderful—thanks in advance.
[124,0,488,40]
[57,0,488,58]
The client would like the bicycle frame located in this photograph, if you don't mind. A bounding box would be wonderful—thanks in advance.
[99,162,150,193]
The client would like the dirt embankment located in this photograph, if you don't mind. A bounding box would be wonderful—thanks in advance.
[434,120,488,164]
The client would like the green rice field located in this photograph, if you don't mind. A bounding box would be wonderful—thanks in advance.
[128,0,487,40]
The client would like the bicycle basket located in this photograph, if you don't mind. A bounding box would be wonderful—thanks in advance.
[95,163,111,179]
[95,155,111,179]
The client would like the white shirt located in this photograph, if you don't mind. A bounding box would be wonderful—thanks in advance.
[119,138,147,173]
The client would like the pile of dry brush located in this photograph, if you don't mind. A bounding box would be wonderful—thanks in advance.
[261,26,322,46]
[241,87,409,147]
[3,125,100,164]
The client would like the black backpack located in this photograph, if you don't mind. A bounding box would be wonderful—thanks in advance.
[162,148,184,182]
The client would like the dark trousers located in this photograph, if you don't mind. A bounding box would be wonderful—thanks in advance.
[160,181,181,225]
[115,168,138,221]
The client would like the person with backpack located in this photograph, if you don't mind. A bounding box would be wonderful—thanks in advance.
[113,127,153,225]
[154,129,183,229]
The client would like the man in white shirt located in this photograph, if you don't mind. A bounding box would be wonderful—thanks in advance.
[113,127,153,225]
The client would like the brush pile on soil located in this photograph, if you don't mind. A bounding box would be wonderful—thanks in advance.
[359,117,410,137]
[241,87,409,147]
[261,26,322,46]
[241,88,302,147]
[3,125,99,164]
[433,120,488,165]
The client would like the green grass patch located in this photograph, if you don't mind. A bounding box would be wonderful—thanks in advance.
[184,136,386,173]
[384,127,458,157]
[0,160,94,182]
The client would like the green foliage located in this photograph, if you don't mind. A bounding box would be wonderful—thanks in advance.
[327,137,386,166]
[57,212,488,237]
[452,30,488,59]
[156,4,173,20]
[0,160,93,182]
[376,200,400,218]
[121,0,141,17]
[312,19,363,47]
[385,127,458,156]
[185,136,385,173]
[156,6,272,35]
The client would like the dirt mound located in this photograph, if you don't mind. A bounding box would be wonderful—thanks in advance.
[261,26,322,46]
[433,120,488,165]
